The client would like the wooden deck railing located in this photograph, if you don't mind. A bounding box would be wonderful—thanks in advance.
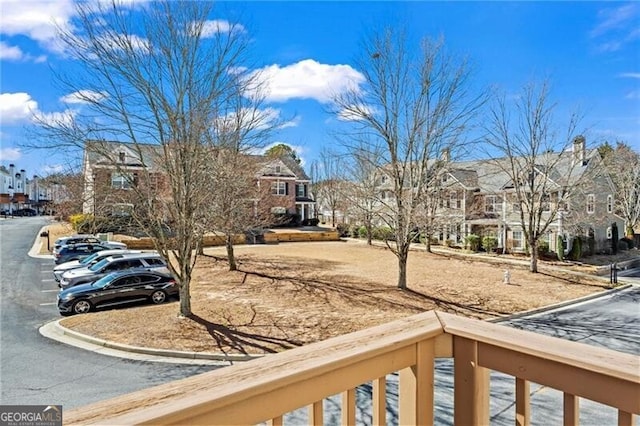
[65,311,639,425]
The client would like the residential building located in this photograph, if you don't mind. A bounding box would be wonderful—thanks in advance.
[362,137,623,254]
[81,140,315,223]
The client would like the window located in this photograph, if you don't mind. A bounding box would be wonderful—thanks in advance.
[607,195,613,213]
[586,194,595,214]
[271,181,286,195]
[512,230,524,249]
[118,151,126,163]
[274,165,282,173]
[380,175,388,185]
[111,173,132,190]
[607,226,612,239]
[512,202,521,212]
[296,184,305,197]
[449,191,459,209]
[485,195,498,213]
[112,203,133,216]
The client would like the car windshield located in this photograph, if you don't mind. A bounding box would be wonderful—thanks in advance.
[90,273,118,289]
[80,252,100,265]
[89,258,109,272]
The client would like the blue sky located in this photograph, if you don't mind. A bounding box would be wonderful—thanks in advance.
[1,1,638,178]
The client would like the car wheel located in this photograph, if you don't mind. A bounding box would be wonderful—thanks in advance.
[150,290,167,304]
[72,299,92,314]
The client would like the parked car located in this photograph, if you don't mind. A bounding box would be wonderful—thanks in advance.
[53,249,144,281]
[53,235,127,255]
[14,208,37,216]
[54,243,116,265]
[58,252,167,290]
[57,269,178,315]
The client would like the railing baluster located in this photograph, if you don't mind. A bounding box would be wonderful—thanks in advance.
[308,401,323,426]
[563,393,579,426]
[399,340,435,425]
[515,377,530,426]
[373,376,386,426]
[342,388,356,425]
[617,410,634,426]
[453,336,490,426]
[268,415,283,426]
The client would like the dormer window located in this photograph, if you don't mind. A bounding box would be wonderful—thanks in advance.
[118,152,126,163]
[274,165,282,174]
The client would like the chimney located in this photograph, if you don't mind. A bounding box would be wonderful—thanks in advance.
[441,148,451,162]
[573,136,586,165]
[9,164,14,190]
[20,170,26,193]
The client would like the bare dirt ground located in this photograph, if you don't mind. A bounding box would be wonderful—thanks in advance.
[45,218,631,356]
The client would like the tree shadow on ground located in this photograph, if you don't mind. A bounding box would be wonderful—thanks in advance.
[402,288,512,318]
[186,313,303,355]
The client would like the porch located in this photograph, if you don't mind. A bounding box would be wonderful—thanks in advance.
[64,310,638,425]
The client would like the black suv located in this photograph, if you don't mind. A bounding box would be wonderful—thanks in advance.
[54,243,115,265]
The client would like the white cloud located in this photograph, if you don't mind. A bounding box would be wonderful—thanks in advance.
[60,90,108,104]
[0,148,22,162]
[619,72,640,79]
[43,164,65,174]
[32,109,77,128]
[591,4,639,52]
[0,41,24,60]
[625,91,640,100]
[0,93,39,123]
[199,20,245,37]
[253,59,365,103]
[0,0,76,54]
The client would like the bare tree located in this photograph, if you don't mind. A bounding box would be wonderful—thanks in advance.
[333,29,485,289]
[311,149,346,227]
[600,142,640,236]
[33,1,260,317]
[343,144,385,245]
[484,81,584,272]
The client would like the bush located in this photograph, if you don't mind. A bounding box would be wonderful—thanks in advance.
[372,226,394,241]
[568,236,583,261]
[537,240,549,255]
[358,226,369,239]
[618,239,630,251]
[481,236,498,253]
[70,213,92,232]
[620,237,635,249]
[465,234,481,251]
[556,235,565,261]
[335,223,350,237]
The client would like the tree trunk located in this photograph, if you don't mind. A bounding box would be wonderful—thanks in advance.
[197,237,204,255]
[178,278,191,317]
[425,235,432,253]
[226,234,237,271]
[529,239,538,273]
[397,250,408,289]
[366,223,373,245]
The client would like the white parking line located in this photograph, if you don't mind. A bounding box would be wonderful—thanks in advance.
[41,289,59,293]
[39,302,57,306]
[41,279,55,282]
[41,270,53,273]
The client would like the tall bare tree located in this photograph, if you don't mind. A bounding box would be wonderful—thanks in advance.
[599,142,640,236]
[484,81,584,272]
[333,29,485,289]
[311,149,346,227]
[33,1,261,317]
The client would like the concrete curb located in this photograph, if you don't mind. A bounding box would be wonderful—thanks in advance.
[44,319,264,363]
[489,283,634,323]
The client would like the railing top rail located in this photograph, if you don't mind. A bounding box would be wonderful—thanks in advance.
[437,311,640,384]
[65,311,444,425]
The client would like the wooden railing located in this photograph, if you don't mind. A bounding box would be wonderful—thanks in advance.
[65,311,639,425]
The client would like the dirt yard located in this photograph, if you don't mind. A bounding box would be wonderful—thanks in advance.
[55,231,617,355]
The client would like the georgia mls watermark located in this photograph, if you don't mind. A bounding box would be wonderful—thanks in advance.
[0,406,62,426]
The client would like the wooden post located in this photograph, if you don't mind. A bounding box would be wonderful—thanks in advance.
[373,377,386,426]
[308,401,323,426]
[342,388,356,425]
[399,340,434,425]
[453,336,490,425]
[515,378,530,426]
[563,393,579,426]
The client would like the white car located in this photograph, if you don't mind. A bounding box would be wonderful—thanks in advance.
[53,249,143,281]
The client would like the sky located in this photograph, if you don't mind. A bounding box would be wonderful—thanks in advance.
[0,1,639,179]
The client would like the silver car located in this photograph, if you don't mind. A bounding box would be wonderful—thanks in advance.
[59,252,167,290]
[53,249,144,281]
[53,235,127,255]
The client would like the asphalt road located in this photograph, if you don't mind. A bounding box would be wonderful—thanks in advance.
[0,217,218,410]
